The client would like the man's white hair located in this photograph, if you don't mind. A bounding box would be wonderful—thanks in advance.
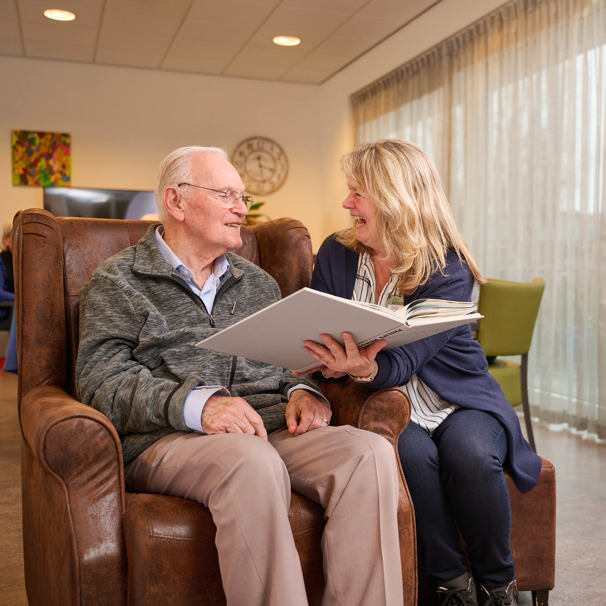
[155,146,228,223]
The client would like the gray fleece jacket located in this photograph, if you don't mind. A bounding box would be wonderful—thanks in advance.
[76,225,320,465]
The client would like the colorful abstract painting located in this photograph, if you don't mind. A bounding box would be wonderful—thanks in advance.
[12,130,71,186]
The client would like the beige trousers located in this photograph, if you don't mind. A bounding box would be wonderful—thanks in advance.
[125,425,403,606]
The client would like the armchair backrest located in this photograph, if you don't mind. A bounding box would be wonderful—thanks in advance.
[13,208,312,403]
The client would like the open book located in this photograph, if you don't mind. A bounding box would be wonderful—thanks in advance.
[197,287,481,373]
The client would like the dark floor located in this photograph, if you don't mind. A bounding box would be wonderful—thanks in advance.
[1,369,604,605]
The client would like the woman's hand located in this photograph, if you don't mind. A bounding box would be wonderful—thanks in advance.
[294,332,386,379]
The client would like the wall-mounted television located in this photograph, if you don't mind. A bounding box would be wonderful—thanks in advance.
[43,187,157,220]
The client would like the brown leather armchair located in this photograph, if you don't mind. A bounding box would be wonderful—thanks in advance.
[14,208,417,606]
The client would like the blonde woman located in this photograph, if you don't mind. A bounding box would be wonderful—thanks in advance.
[304,140,540,606]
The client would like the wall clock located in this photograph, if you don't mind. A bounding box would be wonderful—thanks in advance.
[231,136,289,195]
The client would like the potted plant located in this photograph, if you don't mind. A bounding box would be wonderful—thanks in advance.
[244,200,270,225]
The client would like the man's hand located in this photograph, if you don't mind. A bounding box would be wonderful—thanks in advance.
[202,395,268,440]
[285,389,332,436]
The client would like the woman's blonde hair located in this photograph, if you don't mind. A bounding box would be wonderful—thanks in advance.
[337,139,483,294]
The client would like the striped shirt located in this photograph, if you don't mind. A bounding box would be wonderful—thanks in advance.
[352,252,458,434]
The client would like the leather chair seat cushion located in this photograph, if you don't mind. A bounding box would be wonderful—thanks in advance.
[124,491,326,606]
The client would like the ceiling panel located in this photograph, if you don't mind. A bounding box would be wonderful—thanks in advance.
[358,0,438,20]
[5,0,438,84]
[186,0,277,25]
[0,1,22,55]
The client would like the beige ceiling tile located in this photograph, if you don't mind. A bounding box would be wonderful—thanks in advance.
[163,39,239,72]
[0,31,23,56]
[21,21,98,60]
[279,69,331,84]
[0,0,19,27]
[97,48,163,69]
[163,53,227,74]
[21,20,98,44]
[97,0,189,65]
[223,61,291,80]
[284,53,348,80]
[340,13,399,38]
[252,5,353,48]
[96,1,199,68]
[357,0,436,21]
[18,0,103,25]
[174,18,258,45]
[1,0,19,17]
[315,13,397,58]
[0,5,23,55]
[241,39,308,59]
[100,0,190,30]
[313,35,376,60]
[96,42,165,66]
[96,38,173,69]
[281,71,326,85]
[3,0,443,83]
[25,41,96,62]
[163,20,254,72]
[280,0,368,12]
[186,0,278,25]
[227,46,303,72]
[18,0,101,59]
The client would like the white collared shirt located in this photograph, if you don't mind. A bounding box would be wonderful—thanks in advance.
[353,252,458,434]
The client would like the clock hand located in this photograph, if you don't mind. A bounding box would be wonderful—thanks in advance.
[251,155,271,177]
[249,155,276,178]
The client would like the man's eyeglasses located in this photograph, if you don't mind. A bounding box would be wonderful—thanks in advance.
[177,182,254,210]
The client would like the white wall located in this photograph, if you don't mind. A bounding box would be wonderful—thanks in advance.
[0,0,507,251]
[0,57,324,243]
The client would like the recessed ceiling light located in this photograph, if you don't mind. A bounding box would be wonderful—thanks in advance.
[43,9,77,22]
[272,35,301,47]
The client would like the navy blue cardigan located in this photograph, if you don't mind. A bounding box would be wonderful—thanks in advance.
[311,234,541,492]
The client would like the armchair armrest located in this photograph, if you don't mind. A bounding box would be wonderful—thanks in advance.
[20,384,127,606]
[320,380,418,605]
[320,380,410,447]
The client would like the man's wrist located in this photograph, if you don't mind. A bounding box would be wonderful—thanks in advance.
[348,361,379,383]
[288,384,330,405]
[184,385,229,432]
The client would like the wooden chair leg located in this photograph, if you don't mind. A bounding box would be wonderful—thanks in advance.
[520,353,536,452]
[531,588,549,605]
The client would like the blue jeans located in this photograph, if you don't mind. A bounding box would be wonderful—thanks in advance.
[398,408,514,590]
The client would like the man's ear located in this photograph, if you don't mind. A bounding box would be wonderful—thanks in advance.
[163,185,185,222]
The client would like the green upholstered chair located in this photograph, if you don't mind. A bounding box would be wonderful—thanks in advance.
[476,277,546,452]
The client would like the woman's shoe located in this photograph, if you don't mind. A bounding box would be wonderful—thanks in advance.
[436,571,479,606]
[478,580,519,606]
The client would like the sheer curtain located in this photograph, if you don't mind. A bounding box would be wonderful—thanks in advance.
[351,0,606,440]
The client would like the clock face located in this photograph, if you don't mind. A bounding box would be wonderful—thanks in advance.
[231,136,288,195]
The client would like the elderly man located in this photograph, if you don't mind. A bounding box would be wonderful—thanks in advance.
[76,146,403,606]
